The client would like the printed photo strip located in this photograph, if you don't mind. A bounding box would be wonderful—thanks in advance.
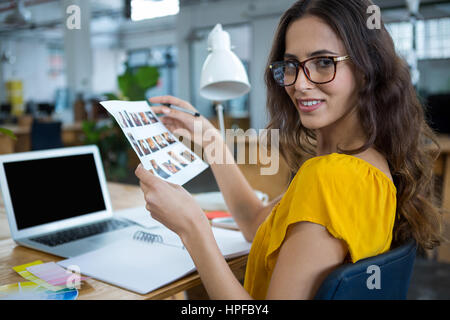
[101,100,208,185]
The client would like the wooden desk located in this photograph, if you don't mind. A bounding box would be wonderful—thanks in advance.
[0,182,248,299]
[434,135,450,212]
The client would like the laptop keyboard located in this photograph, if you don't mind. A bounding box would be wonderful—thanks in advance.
[30,219,132,247]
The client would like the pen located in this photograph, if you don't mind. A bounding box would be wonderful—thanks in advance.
[163,103,201,117]
[147,100,200,117]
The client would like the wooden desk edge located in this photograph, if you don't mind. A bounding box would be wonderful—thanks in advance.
[0,238,248,300]
[147,255,248,300]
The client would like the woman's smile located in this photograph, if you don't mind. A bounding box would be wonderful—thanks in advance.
[297,98,326,113]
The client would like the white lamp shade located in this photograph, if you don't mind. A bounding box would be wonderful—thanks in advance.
[406,0,420,14]
[200,24,251,101]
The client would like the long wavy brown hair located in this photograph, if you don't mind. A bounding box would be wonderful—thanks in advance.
[265,0,444,250]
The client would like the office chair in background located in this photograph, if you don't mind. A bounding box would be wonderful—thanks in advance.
[314,239,417,300]
[31,119,64,151]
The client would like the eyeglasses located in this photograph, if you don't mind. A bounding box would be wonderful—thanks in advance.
[270,55,351,86]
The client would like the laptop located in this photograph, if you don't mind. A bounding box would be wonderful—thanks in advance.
[0,145,142,258]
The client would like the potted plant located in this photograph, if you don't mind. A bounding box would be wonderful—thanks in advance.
[82,117,130,182]
[0,127,16,140]
[118,64,159,101]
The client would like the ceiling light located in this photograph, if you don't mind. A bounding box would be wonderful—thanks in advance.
[4,0,31,26]
[406,0,421,15]
[131,0,179,21]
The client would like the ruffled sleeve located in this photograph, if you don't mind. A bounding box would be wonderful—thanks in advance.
[265,154,397,270]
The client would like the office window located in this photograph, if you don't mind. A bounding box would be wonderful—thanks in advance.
[417,18,450,59]
[386,22,413,58]
[48,45,64,79]
[127,49,149,67]
[387,17,450,60]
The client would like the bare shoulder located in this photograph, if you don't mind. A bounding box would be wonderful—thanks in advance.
[353,148,394,183]
[266,221,348,299]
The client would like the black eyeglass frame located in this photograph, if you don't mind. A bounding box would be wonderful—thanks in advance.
[269,55,351,86]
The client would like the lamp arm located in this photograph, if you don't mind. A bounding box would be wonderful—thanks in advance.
[215,103,225,139]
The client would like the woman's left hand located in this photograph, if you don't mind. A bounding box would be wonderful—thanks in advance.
[135,164,209,238]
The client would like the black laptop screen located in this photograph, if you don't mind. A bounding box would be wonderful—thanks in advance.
[4,153,107,230]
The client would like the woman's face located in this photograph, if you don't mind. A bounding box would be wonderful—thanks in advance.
[284,15,360,131]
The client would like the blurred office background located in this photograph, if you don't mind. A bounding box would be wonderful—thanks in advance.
[0,0,449,299]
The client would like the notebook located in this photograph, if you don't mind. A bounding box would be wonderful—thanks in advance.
[57,226,251,294]
[211,217,239,230]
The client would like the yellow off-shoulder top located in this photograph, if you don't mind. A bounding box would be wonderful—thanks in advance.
[243,153,397,299]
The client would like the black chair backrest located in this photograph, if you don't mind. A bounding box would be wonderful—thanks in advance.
[314,239,417,300]
[31,120,64,151]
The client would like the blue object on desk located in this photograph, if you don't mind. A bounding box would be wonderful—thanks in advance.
[314,239,417,300]
[31,120,64,151]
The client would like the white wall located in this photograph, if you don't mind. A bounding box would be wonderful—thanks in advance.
[91,48,126,95]
[1,40,65,103]
[118,15,177,50]
[0,0,65,104]
[250,17,280,130]
[418,59,450,94]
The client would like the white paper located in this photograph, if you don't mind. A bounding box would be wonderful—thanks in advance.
[58,238,195,294]
[100,100,209,185]
[211,227,252,259]
[114,206,164,229]
[57,226,251,294]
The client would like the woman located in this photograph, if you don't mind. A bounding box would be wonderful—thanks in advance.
[135,0,443,299]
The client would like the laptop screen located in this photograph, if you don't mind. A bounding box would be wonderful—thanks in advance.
[4,153,107,230]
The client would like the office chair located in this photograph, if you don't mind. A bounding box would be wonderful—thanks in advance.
[314,239,417,300]
[31,120,64,151]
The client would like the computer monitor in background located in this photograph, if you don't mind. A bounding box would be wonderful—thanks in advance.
[0,103,12,124]
[425,94,450,134]
[0,103,11,114]
[37,103,55,116]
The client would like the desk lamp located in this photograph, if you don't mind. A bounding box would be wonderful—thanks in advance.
[406,0,421,86]
[199,24,251,138]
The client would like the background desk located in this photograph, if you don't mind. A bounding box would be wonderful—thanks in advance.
[0,122,84,154]
[434,134,450,262]
[0,182,248,300]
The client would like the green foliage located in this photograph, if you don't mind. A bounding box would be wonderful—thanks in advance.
[118,64,160,101]
[103,92,120,100]
[81,118,129,182]
[0,127,16,140]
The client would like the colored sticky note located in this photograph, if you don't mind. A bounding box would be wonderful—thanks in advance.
[26,262,88,287]
[12,260,65,291]
[205,210,231,220]
[0,281,38,294]
[0,281,78,300]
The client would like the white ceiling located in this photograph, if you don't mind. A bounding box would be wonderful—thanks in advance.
[90,0,124,11]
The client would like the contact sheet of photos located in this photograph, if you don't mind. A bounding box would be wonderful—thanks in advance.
[100,100,209,185]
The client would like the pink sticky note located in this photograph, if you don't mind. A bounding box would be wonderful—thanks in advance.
[26,262,88,287]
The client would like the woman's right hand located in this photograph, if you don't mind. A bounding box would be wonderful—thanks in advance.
[149,95,219,148]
